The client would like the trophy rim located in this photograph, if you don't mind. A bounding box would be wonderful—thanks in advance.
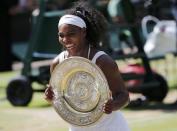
[50,56,110,126]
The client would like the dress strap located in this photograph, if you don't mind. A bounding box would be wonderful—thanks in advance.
[91,51,106,64]
[54,51,68,63]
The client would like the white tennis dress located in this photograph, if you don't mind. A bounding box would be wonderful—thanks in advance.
[54,50,130,131]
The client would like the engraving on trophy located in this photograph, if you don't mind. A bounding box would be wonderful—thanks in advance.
[51,57,110,126]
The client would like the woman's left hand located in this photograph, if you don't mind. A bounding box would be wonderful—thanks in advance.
[102,99,114,114]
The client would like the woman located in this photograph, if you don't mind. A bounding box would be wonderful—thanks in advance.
[45,1,130,131]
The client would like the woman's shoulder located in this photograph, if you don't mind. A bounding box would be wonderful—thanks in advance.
[92,49,117,69]
[50,50,67,73]
[53,50,67,63]
[93,49,112,61]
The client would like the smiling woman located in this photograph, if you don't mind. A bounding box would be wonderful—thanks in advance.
[44,1,130,131]
[58,24,86,56]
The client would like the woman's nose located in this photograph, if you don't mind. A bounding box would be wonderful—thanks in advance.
[62,37,67,43]
[62,36,70,44]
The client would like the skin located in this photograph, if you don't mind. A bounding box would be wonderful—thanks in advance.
[45,24,129,114]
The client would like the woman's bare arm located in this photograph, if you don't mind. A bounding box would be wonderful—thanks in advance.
[45,57,60,102]
[96,55,129,114]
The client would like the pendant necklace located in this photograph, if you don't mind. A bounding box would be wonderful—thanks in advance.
[87,44,91,59]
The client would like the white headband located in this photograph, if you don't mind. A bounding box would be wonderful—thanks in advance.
[58,15,86,28]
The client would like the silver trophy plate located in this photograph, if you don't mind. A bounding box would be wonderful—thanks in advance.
[50,56,110,126]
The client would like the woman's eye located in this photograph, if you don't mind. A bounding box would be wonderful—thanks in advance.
[58,31,78,38]
[67,32,76,37]
[58,33,64,38]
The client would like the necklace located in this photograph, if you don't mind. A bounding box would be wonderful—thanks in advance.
[87,44,91,59]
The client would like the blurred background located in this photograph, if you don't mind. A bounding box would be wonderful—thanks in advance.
[0,0,177,131]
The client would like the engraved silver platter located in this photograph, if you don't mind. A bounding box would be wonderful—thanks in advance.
[50,56,110,126]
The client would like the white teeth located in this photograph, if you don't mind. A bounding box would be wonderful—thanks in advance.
[66,45,74,48]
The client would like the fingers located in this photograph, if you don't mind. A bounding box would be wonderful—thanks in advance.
[44,84,54,102]
[102,99,113,114]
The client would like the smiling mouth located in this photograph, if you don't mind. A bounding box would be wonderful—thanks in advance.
[66,45,75,50]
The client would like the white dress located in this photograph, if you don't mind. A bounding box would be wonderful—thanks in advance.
[54,50,130,131]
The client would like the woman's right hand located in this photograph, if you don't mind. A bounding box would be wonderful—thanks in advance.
[44,84,54,103]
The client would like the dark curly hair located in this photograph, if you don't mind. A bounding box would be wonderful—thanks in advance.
[65,0,108,48]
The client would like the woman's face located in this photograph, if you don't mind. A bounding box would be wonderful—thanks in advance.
[58,24,86,55]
